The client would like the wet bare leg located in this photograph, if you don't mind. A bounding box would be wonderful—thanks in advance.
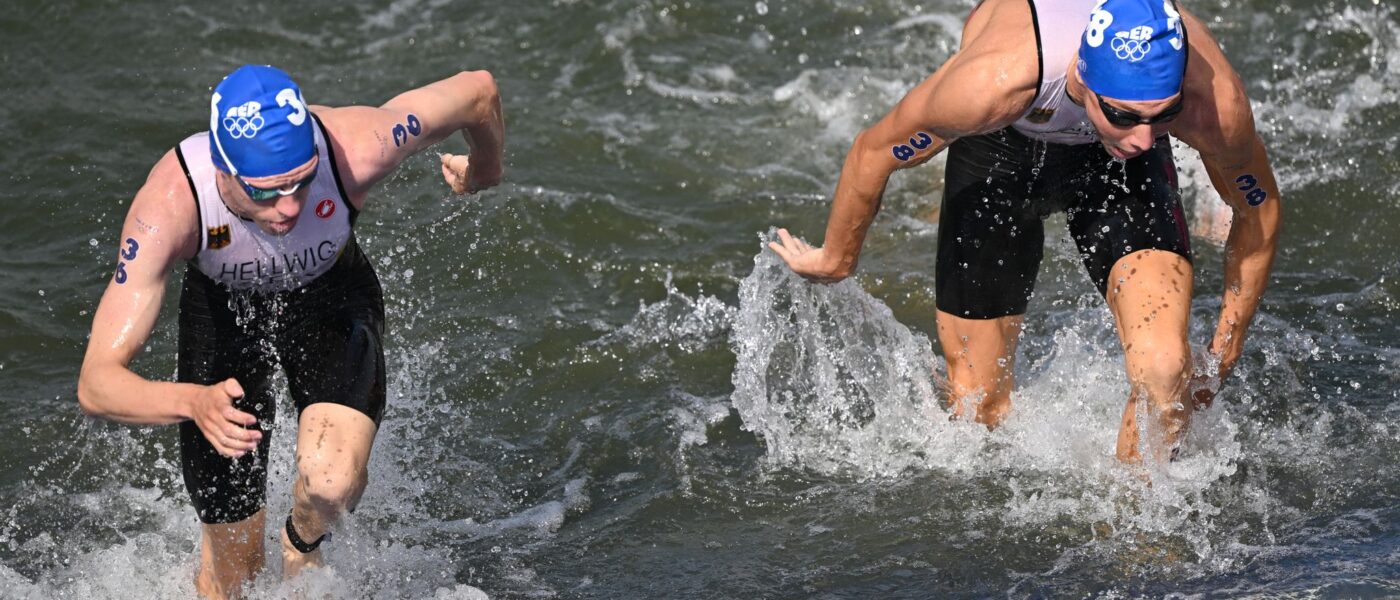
[195,510,265,600]
[1106,250,1194,464]
[281,403,377,579]
[935,310,1024,427]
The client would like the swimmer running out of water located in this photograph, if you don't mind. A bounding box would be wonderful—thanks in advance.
[770,0,1281,463]
[77,65,503,598]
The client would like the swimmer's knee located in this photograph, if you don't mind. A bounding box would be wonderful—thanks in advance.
[298,467,369,516]
[946,386,1012,428]
[1134,348,1189,394]
[314,473,367,512]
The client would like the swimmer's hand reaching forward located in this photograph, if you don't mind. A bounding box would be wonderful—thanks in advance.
[768,228,854,284]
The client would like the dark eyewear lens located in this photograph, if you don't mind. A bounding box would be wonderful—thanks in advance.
[1098,95,1183,127]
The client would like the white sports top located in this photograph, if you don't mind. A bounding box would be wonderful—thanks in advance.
[175,115,357,292]
[1010,0,1100,145]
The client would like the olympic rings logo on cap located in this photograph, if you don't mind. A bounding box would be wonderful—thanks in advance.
[222,101,266,140]
[1111,26,1154,62]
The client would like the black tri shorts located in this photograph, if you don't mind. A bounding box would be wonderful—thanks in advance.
[176,236,386,524]
[935,127,1192,319]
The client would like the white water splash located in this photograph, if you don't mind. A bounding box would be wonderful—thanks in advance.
[597,272,736,354]
[1,334,502,599]
[445,478,590,540]
[730,232,1261,567]
[730,232,951,477]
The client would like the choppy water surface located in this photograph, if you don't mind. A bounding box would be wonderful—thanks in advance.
[2,0,1398,597]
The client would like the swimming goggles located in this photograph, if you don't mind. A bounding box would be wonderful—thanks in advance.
[1097,94,1184,128]
[240,167,317,203]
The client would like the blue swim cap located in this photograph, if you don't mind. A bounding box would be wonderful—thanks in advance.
[208,65,315,178]
[1077,0,1186,101]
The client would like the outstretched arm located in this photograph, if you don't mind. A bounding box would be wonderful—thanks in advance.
[1197,132,1282,394]
[1175,11,1283,406]
[317,70,505,205]
[770,41,1036,281]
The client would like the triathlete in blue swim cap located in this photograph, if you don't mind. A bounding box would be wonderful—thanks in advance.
[770,0,1281,467]
[78,65,505,598]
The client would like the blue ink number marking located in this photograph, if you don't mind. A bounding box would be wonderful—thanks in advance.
[1234,174,1268,207]
[392,114,423,148]
[115,237,139,284]
[892,132,933,162]
[120,238,139,261]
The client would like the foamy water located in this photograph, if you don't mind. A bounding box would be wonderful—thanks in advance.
[2,0,1398,596]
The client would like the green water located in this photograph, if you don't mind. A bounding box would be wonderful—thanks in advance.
[2,0,1398,597]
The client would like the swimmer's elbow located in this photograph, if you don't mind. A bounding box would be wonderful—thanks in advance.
[76,371,101,416]
[471,70,498,94]
[851,128,874,151]
[450,71,499,132]
[455,70,499,111]
[76,363,114,417]
[849,129,892,174]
